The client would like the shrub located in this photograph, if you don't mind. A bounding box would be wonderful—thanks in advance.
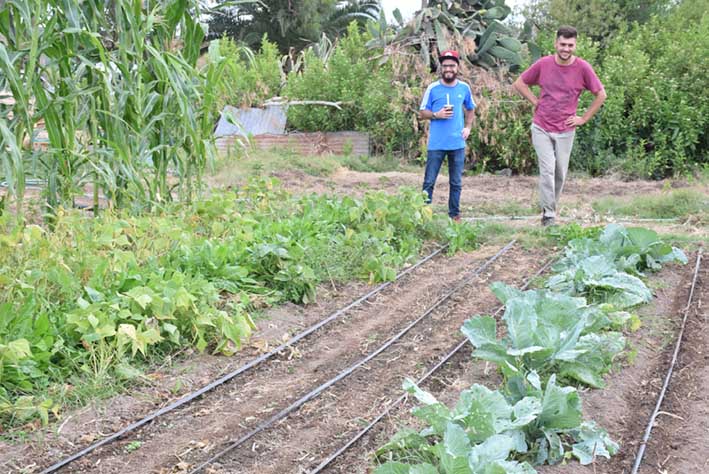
[212,34,284,111]
[284,22,418,155]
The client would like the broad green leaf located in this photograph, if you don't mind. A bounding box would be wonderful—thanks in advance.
[541,429,564,464]
[0,339,32,362]
[412,403,452,436]
[435,442,472,474]
[404,379,440,405]
[490,282,522,304]
[453,385,511,442]
[375,428,429,457]
[503,299,537,350]
[84,286,105,302]
[472,343,515,367]
[461,316,497,347]
[410,464,438,474]
[126,287,154,310]
[444,422,471,457]
[539,375,582,430]
[571,422,619,465]
[374,462,410,474]
[510,397,541,428]
[526,371,541,391]
[468,434,515,469]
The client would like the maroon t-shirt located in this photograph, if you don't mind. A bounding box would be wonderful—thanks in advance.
[520,55,603,133]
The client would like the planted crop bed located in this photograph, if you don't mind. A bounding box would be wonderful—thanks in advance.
[367,226,700,474]
[1,240,551,473]
[1,208,702,474]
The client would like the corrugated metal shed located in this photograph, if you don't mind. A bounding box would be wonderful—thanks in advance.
[214,104,287,137]
[216,131,370,157]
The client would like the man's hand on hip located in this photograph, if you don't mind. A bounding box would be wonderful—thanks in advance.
[565,115,586,127]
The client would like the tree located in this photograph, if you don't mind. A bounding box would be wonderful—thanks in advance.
[522,0,672,44]
[206,0,380,52]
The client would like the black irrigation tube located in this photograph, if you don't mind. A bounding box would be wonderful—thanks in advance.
[187,239,517,474]
[309,254,556,473]
[630,250,703,474]
[41,244,449,474]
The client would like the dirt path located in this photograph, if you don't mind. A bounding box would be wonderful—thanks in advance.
[636,259,707,474]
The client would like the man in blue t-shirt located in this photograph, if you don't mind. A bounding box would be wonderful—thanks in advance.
[419,50,476,221]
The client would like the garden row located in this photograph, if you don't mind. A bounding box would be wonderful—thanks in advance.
[373,224,687,473]
[0,181,476,429]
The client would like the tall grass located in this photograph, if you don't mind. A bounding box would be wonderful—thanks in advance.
[0,0,225,219]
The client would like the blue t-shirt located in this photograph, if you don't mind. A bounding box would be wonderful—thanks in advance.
[420,80,475,150]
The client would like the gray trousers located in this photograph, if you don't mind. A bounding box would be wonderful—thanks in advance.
[531,124,576,218]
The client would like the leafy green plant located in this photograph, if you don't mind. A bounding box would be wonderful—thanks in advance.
[284,22,417,154]
[573,3,708,177]
[0,181,465,428]
[0,0,221,218]
[546,223,602,246]
[375,375,617,473]
[210,34,283,112]
[553,224,688,277]
[462,283,626,388]
[546,255,653,309]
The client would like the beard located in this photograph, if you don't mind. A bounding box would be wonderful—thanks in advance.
[442,71,457,84]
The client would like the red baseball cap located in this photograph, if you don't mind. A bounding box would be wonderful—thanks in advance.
[439,50,460,63]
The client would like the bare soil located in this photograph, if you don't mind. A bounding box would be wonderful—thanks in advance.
[635,261,708,474]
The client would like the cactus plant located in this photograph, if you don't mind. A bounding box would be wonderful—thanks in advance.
[370,0,529,71]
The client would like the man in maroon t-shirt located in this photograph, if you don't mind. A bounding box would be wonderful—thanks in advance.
[513,26,607,226]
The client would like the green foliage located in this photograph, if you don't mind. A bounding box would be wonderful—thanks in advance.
[546,223,602,246]
[374,224,681,472]
[462,284,626,388]
[285,22,418,154]
[552,224,688,277]
[468,89,537,175]
[0,181,468,428]
[546,224,686,310]
[374,376,617,472]
[0,0,221,218]
[206,0,379,53]
[522,0,671,45]
[212,35,284,111]
[574,5,709,178]
[444,220,480,256]
[592,188,709,221]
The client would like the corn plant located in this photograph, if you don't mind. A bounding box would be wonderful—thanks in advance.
[0,0,224,219]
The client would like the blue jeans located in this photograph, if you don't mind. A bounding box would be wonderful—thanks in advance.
[422,148,465,218]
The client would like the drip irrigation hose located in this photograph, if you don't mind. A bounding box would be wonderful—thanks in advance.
[630,250,703,474]
[308,255,556,473]
[187,240,517,474]
[461,215,679,223]
[41,244,449,474]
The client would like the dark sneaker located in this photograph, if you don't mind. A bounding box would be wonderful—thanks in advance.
[452,215,461,222]
[541,216,555,227]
